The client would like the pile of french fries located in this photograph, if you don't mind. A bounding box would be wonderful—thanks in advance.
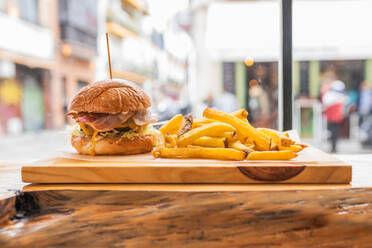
[152,108,307,161]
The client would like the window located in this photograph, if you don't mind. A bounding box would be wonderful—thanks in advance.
[0,0,6,13]
[205,0,280,128]
[293,0,372,153]
[19,0,38,24]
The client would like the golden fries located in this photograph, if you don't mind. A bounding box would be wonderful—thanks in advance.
[153,108,307,161]
[295,142,308,149]
[228,140,254,153]
[212,131,236,140]
[177,122,235,147]
[192,136,226,148]
[192,118,215,128]
[231,109,248,122]
[278,144,303,152]
[257,128,292,147]
[291,145,303,152]
[160,114,184,135]
[165,134,177,148]
[247,150,298,160]
[203,108,270,151]
[155,147,246,161]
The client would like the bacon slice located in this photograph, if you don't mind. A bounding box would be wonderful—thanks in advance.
[72,112,134,132]
[132,109,158,126]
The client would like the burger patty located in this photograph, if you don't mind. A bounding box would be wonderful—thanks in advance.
[77,126,133,138]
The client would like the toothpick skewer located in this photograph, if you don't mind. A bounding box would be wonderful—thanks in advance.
[106,33,112,79]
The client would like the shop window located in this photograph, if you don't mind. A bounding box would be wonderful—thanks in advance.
[300,61,309,96]
[19,0,38,24]
[222,62,235,94]
[58,0,97,50]
[246,62,277,128]
[16,65,45,132]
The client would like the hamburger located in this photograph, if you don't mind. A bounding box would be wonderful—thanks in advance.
[68,79,158,155]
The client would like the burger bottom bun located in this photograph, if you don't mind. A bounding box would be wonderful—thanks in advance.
[71,134,155,155]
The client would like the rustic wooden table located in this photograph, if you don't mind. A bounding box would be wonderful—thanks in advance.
[1,154,372,247]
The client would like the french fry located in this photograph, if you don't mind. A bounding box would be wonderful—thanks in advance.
[165,134,177,148]
[295,142,308,149]
[231,109,248,122]
[192,118,215,128]
[291,145,303,152]
[192,137,226,148]
[160,114,183,135]
[157,147,245,161]
[283,131,296,145]
[257,128,292,147]
[244,137,254,146]
[278,144,303,152]
[228,140,255,153]
[203,108,270,151]
[212,131,237,143]
[177,122,236,147]
[257,128,280,146]
[152,149,160,158]
[247,150,297,160]
[270,142,278,151]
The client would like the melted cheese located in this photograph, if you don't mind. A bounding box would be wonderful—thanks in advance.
[78,122,94,136]
[118,119,142,132]
[91,131,98,156]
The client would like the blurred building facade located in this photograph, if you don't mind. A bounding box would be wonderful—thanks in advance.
[100,0,191,121]
[190,0,372,142]
[0,0,97,134]
[0,0,192,135]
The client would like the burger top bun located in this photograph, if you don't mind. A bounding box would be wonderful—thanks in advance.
[68,79,151,114]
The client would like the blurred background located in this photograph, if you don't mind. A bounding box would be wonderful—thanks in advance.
[1,0,372,159]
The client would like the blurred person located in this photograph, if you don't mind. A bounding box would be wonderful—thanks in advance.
[320,70,337,101]
[248,79,270,126]
[358,81,372,147]
[322,80,347,153]
[157,84,182,121]
[358,81,372,120]
[205,92,215,108]
[346,89,358,114]
[194,92,214,118]
[213,90,239,113]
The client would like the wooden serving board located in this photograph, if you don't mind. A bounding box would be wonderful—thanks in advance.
[21,147,352,184]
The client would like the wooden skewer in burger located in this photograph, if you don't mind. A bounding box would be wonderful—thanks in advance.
[67,34,157,155]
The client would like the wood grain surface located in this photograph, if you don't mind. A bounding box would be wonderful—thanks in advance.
[21,147,352,184]
[0,197,15,227]
[0,154,372,247]
[1,188,372,247]
[22,183,351,192]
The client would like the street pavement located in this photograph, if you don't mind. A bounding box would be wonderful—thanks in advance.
[0,130,371,161]
[0,130,67,161]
